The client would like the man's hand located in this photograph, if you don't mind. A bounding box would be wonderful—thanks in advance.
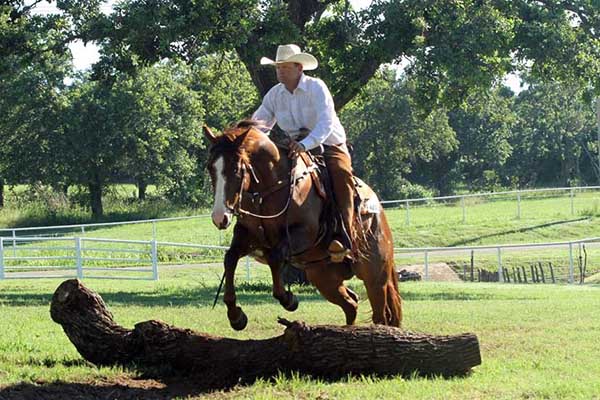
[288,140,306,159]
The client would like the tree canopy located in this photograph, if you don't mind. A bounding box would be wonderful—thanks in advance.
[58,0,600,109]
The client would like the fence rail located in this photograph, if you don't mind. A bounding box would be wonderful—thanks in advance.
[395,237,600,284]
[381,185,600,225]
[2,185,600,283]
[1,234,599,284]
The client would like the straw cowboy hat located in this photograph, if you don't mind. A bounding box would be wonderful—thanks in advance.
[260,44,318,70]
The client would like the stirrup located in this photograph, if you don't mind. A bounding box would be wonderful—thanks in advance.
[328,240,352,263]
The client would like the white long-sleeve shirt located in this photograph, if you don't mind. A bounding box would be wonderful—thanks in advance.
[252,73,346,151]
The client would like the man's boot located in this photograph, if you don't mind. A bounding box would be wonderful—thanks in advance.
[328,216,353,263]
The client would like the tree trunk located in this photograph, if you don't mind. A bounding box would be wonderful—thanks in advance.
[0,177,4,208]
[51,279,481,386]
[88,173,103,218]
[137,179,147,201]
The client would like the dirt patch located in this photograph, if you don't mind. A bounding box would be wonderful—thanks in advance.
[397,262,462,282]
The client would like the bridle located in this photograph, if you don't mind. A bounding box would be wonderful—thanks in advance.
[225,155,298,220]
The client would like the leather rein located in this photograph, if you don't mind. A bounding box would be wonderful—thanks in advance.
[230,158,298,219]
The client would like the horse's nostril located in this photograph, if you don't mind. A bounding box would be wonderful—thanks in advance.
[220,214,230,229]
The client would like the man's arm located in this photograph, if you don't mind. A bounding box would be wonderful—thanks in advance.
[252,91,276,130]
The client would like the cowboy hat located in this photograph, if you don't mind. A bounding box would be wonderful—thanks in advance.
[260,44,318,70]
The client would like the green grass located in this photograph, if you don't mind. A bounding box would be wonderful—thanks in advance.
[2,189,600,398]
[1,268,600,399]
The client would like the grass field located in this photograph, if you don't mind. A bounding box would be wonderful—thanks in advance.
[1,267,600,399]
[2,188,600,398]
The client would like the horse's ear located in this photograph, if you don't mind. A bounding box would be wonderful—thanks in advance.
[203,124,218,144]
[233,129,250,146]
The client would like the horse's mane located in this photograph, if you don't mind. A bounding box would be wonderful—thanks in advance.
[209,120,269,162]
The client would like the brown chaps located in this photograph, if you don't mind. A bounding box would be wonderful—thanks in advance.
[323,144,355,247]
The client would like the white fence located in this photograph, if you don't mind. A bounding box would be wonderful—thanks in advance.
[0,214,213,241]
[0,235,237,281]
[381,185,600,225]
[1,186,600,283]
[2,233,599,284]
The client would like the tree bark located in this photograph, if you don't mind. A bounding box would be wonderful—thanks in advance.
[88,172,103,218]
[51,279,481,385]
[0,177,4,208]
[137,179,147,201]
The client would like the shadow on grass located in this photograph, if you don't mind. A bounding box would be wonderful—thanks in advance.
[0,368,473,400]
[449,217,590,246]
[0,378,215,400]
[0,281,539,308]
[0,281,324,308]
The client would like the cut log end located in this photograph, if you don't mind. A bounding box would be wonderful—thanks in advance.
[50,280,482,383]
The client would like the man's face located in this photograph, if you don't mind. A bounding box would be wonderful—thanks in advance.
[276,62,303,86]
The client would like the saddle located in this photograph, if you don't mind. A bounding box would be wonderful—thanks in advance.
[271,131,381,248]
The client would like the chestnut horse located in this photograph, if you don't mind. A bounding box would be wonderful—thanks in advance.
[204,121,402,330]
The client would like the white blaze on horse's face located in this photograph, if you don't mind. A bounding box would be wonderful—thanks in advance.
[211,156,233,229]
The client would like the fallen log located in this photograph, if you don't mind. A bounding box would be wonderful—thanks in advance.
[50,279,481,384]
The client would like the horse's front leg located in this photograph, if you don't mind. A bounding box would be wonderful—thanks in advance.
[223,224,250,330]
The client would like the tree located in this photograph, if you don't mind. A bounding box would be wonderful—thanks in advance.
[62,63,205,217]
[115,61,205,204]
[63,0,600,111]
[0,1,73,202]
[446,88,517,191]
[507,81,599,187]
[340,69,457,199]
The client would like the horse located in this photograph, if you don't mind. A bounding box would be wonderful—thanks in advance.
[203,120,402,330]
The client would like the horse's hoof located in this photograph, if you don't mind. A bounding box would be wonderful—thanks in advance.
[230,310,248,331]
[280,292,299,312]
[347,288,359,303]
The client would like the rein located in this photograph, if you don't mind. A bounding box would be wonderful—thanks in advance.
[233,160,298,219]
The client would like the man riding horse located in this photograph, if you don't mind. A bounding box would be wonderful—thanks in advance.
[252,44,355,263]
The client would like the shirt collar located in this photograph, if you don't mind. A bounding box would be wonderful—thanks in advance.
[296,73,309,93]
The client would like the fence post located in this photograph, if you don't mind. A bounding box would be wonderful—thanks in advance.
[424,251,429,281]
[81,226,85,235]
[75,237,83,279]
[461,196,466,223]
[0,237,4,280]
[152,221,157,242]
[12,229,16,258]
[405,201,411,226]
[151,240,159,281]
[570,188,575,216]
[497,247,504,283]
[568,242,574,284]
[516,192,521,219]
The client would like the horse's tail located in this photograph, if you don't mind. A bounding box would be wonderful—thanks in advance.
[386,261,403,327]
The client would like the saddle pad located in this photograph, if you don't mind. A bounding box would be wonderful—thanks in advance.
[354,177,381,215]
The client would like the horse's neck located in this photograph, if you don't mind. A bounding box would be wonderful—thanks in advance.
[248,145,292,193]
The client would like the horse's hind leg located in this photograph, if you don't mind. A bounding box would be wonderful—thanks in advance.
[305,263,358,325]
[268,242,299,311]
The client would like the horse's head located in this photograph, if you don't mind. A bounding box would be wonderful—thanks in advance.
[204,125,251,229]
[204,121,272,229]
